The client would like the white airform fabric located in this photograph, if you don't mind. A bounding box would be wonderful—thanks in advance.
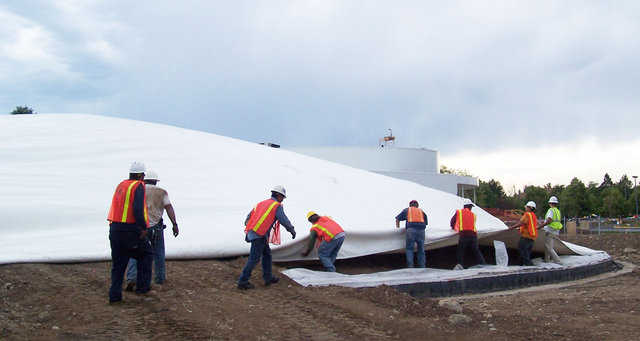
[1,114,509,264]
[282,252,611,288]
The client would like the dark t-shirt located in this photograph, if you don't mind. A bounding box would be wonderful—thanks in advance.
[396,208,428,230]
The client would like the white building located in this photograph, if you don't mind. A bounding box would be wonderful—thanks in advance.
[287,146,478,199]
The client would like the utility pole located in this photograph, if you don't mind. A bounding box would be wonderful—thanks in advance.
[633,175,638,224]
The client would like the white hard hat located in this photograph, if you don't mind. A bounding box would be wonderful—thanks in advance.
[145,170,159,181]
[129,161,146,174]
[271,185,286,198]
[463,198,474,206]
[548,196,559,204]
[526,201,537,209]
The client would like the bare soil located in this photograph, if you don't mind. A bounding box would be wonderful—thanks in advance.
[1,234,639,340]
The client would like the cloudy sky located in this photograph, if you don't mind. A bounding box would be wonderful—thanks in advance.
[2,1,639,189]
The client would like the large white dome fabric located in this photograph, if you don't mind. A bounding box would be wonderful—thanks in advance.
[0,114,508,264]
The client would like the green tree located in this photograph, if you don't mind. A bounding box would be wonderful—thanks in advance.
[631,186,640,217]
[599,173,614,190]
[523,185,549,214]
[586,182,602,216]
[550,185,564,200]
[617,174,633,200]
[477,179,506,208]
[10,106,36,115]
[560,177,588,217]
[439,165,472,177]
[602,187,625,218]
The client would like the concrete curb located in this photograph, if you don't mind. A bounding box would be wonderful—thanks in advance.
[451,260,636,300]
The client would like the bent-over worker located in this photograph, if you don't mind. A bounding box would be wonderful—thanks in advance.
[301,212,346,272]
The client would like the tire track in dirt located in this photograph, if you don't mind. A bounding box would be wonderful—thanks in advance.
[241,284,393,340]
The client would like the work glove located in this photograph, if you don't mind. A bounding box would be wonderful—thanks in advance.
[291,230,296,239]
[172,224,179,237]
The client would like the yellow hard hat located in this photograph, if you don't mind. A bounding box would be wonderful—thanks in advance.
[306,211,317,220]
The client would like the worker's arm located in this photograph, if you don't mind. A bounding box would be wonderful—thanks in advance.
[132,184,147,238]
[538,218,552,228]
[245,210,252,226]
[301,230,318,256]
[510,222,524,229]
[510,215,527,229]
[395,209,407,229]
[450,213,457,230]
[423,212,428,226]
[275,205,296,239]
[165,204,179,237]
[538,210,553,228]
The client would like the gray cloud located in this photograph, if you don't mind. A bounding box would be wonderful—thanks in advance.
[2,1,639,153]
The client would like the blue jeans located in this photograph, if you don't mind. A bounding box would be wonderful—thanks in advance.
[238,237,273,285]
[405,228,425,268]
[317,236,345,272]
[108,230,153,302]
[127,227,166,284]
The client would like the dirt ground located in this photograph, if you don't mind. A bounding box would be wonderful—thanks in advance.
[1,233,639,341]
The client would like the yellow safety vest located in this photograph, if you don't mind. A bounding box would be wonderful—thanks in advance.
[549,207,563,230]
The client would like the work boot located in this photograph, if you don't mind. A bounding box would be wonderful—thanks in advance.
[264,276,279,286]
[135,289,157,296]
[237,282,255,290]
[125,282,135,292]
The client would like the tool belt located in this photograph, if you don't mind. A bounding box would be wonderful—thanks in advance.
[148,219,165,246]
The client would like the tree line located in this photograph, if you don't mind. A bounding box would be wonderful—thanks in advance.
[9,106,36,115]
[475,174,639,218]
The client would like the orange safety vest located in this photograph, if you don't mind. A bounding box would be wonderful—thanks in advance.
[311,216,344,243]
[245,199,281,236]
[107,180,149,227]
[407,207,425,223]
[454,208,476,233]
[520,212,538,239]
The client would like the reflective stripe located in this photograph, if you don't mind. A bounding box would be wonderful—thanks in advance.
[526,212,537,237]
[550,207,563,230]
[313,224,335,239]
[457,209,476,232]
[252,201,279,232]
[473,213,477,232]
[121,181,139,222]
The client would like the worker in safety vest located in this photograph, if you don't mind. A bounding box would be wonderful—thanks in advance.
[106,161,153,303]
[450,199,486,269]
[395,200,428,268]
[510,201,539,266]
[237,185,296,290]
[301,212,346,272]
[538,196,563,264]
[125,170,180,292]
